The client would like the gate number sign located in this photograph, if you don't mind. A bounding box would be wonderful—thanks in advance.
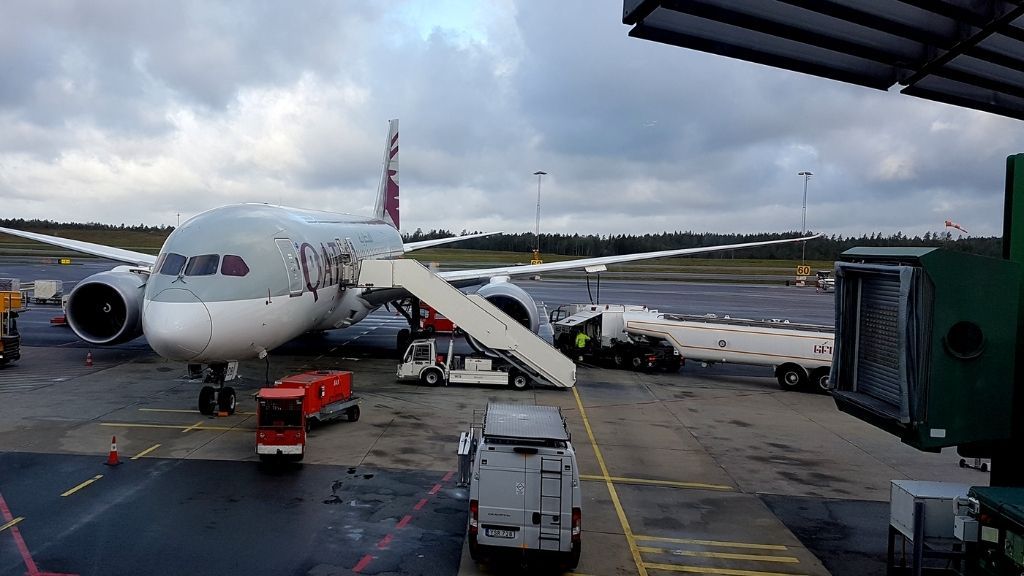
[796,265,811,276]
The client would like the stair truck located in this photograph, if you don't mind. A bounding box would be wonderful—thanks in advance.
[623,311,834,392]
[466,403,581,569]
[397,337,534,390]
[0,290,23,366]
[550,303,681,371]
[255,370,360,462]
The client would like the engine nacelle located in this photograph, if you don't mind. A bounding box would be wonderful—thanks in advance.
[467,280,540,355]
[66,268,147,345]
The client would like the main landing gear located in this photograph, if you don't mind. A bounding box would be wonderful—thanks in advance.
[390,296,424,355]
[197,362,237,416]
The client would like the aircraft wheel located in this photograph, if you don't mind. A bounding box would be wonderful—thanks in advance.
[218,386,237,414]
[776,364,807,391]
[421,368,443,387]
[198,386,216,415]
[810,367,831,394]
[396,329,411,357]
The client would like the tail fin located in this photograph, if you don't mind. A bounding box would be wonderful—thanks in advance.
[374,119,399,229]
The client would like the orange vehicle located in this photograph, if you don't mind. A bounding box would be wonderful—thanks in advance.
[0,291,23,366]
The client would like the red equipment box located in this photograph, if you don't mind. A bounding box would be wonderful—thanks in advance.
[275,370,352,414]
[419,303,455,333]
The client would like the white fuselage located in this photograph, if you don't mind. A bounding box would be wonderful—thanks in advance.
[141,204,404,363]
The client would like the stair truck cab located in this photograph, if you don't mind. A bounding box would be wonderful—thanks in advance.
[397,337,534,390]
[467,403,581,569]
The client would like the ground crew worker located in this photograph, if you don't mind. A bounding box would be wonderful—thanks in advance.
[574,331,591,362]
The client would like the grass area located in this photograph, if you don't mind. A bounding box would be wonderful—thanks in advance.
[0,230,831,279]
[0,228,168,255]
[404,248,832,273]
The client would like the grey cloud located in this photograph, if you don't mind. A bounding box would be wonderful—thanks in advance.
[2,0,1024,239]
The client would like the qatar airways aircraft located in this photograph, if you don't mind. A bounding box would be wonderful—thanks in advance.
[0,120,818,413]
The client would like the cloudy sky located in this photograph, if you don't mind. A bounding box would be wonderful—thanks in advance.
[2,1,1023,238]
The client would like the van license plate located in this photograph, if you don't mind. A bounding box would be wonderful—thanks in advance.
[486,529,515,539]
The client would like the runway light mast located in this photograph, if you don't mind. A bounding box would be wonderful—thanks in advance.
[798,171,813,264]
[532,171,547,265]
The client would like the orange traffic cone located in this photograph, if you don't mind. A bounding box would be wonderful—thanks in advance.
[105,435,121,466]
[85,352,93,367]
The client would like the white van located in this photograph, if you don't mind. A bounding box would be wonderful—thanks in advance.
[467,403,582,569]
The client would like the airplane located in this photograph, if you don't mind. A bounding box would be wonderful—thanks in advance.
[0,119,820,414]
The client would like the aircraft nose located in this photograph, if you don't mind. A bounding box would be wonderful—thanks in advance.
[143,289,213,361]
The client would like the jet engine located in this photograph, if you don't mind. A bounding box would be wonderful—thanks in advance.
[66,268,147,345]
[466,279,540,355]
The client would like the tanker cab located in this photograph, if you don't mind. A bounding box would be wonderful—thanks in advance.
[255,388,306,462]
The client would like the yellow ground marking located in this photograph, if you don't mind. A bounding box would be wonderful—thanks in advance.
[139,408,256,415]
[572,386,648,576]
[100,423,250,432]
[644,563,807,576]
[182,421,206,433]
[638,547,799,564]
[580,475,733,491]
[131,444,162,460]
[61,475,103,497]
[0,517,23,533]
[635,536,788,551]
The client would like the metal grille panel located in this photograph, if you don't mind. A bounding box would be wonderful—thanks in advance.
[856,274,904,413]
[483,403,569,441]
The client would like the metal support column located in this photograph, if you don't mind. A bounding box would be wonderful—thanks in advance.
[994,154,1024,486]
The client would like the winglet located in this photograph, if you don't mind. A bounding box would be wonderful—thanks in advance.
[373,119,399,230]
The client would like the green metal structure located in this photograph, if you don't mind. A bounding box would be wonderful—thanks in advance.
[831,247,1020,452]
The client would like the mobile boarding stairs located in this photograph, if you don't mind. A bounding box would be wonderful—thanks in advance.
[358,259,576,388]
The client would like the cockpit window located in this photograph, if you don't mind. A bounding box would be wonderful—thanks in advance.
[158,253,187,276]
[221,255,250,277]
[184,254,220,276]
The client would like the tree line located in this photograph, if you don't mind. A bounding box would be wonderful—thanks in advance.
[0,218,173,232]
[405,228,1002,261]
[1,219,1001,261]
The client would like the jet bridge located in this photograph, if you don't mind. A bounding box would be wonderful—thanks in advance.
[358,259,576,388]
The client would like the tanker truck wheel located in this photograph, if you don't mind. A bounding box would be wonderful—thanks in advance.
[810,367,831,394]
[776,364,807,391]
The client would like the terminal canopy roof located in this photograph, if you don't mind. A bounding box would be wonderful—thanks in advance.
[622,1,1024,121]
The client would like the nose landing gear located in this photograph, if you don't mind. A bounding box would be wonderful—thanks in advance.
[197,362,237,416]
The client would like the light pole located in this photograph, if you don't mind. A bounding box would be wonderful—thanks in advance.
[532,171,546,264]
[798,171,813,263]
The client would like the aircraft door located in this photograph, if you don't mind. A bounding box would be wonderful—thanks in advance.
[337,237,360,286]
[275,239,303,297]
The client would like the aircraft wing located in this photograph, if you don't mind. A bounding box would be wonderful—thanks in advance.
[403,231,502,252]
[436,234,821,283]
[0,227,158,267]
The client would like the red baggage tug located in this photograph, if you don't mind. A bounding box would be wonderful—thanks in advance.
[255,370,360,462]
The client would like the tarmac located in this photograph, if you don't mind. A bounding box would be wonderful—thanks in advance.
[0,258,988,576]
